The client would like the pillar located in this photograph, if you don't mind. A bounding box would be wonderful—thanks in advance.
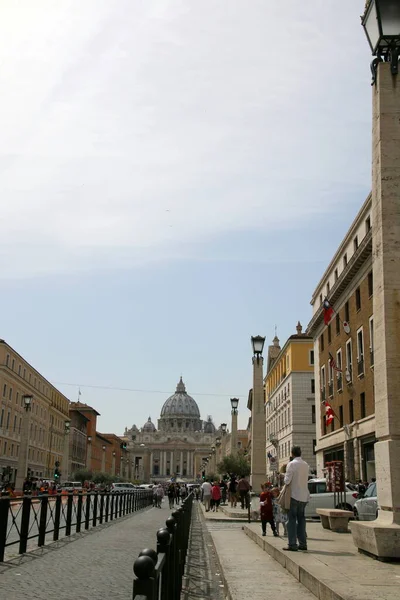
[150,452,153,477]
[15,405,32,492]
[61,429,70,482]
[351,63,400,559]
[353,438,361,482]
[86,439,92,471]
[170,450,174,476]
[250,355,266,492]
[180,451,183,475]
[230,411,238,455]
[101,448,106,473]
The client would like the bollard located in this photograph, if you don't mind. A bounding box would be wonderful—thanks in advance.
[133,552,157,600]
[99,492,105,525]
[65,492,74,536]
[166,516,177,600]
[85,493,91,530]
[53,493,62,541]
[157,528,171,600]
[110,492,115,521]
[105,492,110,523]
[0,494,10,562]
[93,492,98,527]
[38,494,49,546]
[76,491,83,533]
[19,494,32,554]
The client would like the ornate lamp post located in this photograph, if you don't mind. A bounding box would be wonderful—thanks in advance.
[230,398,239,455]
[249,336,266,492]
[15,395,33,493]
[351,1,400,560]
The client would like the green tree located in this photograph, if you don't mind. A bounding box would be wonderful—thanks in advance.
[72,469,93,483]
[217,453,250,478]
[92,472,114,485]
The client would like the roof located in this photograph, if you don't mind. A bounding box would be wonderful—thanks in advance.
[70,401,100,417]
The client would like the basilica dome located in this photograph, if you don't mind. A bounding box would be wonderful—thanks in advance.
[142,417,156,432]
[160,377,200,418]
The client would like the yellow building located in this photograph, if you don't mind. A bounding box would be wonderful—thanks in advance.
[0,339,70,482]
[265,323,316,479]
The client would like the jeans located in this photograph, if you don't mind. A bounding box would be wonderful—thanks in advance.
[240,490,250,509]
[287,498,307,549]
[261,518,277,535]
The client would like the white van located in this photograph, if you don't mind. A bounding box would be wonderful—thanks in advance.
[61,481,83,492]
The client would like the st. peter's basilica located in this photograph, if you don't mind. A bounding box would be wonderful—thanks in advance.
[123,378,219,481]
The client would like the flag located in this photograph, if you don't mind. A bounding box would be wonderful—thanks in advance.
[329,352,342,372]
[323,400,335,425]
[323,298,334,325]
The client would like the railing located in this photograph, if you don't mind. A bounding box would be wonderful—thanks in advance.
[0,489,153,562]
[133,493,193,600]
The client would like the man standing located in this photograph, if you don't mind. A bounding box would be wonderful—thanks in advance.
[237,475,250,510]
[283,446,309,551]
[201,479,212,512]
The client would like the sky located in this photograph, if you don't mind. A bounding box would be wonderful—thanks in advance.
[0,1,372,433]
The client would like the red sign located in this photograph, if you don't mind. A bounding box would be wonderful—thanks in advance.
[325,461,344,492]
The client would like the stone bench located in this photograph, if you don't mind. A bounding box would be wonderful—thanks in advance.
[316,508,353,533]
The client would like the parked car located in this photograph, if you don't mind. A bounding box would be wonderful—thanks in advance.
[111,482,137,493]
[306,478,358,518]
[353,482,378,521]
[61,481,83,492]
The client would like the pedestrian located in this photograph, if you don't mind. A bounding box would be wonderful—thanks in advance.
[228,474,238,508]
[259,483,278,537]
[167,484,175,509]
[155,484,164,508]
[211,481,222,512]
[201,479,212,512]
[283,446,309,552]
[195,486,200,501]
[238,475,250,510]
[271,487,288,537]
[175,484,181,505]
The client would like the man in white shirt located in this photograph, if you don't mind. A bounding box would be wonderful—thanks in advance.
[283,446,309,551]
[201,480,212,512]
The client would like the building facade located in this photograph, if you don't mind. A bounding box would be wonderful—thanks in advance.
[307,195,375,482]
[0,340,70,483]
[265,323,316,479]
[124,378,220,482]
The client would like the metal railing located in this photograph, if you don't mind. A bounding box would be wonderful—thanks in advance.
[133,493,193,600]
[0,489,153,562]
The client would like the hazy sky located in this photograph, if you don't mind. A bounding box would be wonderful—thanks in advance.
[0,1,372,433]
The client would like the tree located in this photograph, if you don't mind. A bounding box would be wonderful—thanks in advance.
[92,472,114,485]
[72,469,93,483]
[217,453,251,478]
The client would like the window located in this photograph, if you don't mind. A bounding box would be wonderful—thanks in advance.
[368,271,373,297]
[360,393,366,419]
[18,365,21,376]
[327,282,330,295]
[313,439,316,455]
[369,317,374,366]
[339,406,343,428]
[336,314,340,335]
[11,359,15,371]
[13,415,16,433]
[0,408,4,427]
[2,384,6,397]
[320,334,324,352]
[357,328,364,362]
[346,339,353,380]
[6,412,10,429]
[23,368,26,379]
[309,350,315,365]
[354,236,359,252]
[9,388,12,402]
[16,392,19,405]
[365,216,371,233]
[343,253,348,268]
[356,287,361,311]
[312,405,316,424]
[319,293,323,306]
[345,301,350,322]
[334,268,338,282]
[328,324,331,344]
[321,366,326,393]
[311,379,315,394]
[323,417,327,436]
[349,400,354,423]
[6,354,10,367]
[336,349,342,372]
[328,359,333,384]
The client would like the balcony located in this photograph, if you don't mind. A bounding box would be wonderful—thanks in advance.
[357,358,364,377]
[337,374,343,392]
[370,350,374,367]
[328,382,334,397]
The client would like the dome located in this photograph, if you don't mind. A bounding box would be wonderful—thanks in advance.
[160,377,200,418]
[143,417,156,432]
[204,416,216,434]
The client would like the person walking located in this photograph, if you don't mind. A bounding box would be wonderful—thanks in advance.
[283,446,309,551]
[155,484,164,508]
[272,487,288,536]
[238,475,250,510]
[211,481,222,512]
[201,479,212,512]
[167,484,175,509]
[259,483,278,537]
[228,474,238,508]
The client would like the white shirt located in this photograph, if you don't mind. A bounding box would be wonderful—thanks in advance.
[201,481,212,496]
[284,457,310,502]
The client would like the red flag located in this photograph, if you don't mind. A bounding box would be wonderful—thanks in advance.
[323,401,335,425]
[323,299,334,325]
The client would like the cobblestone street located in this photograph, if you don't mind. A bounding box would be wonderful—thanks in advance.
[0,503,169,600]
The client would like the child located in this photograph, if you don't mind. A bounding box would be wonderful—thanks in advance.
[272,487,288,537]
[259,483,278,537]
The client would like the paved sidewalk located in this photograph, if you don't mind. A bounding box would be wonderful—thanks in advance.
[244,521,400,600]
[0,502,170,600]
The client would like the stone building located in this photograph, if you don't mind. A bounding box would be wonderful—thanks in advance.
[124,378,219,482]
[265,324,316,480]
[0,339,70,482]
[307,195,375,482]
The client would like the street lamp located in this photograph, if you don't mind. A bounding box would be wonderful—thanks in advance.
[15,395,34,492]
[62,419,71,482]
[86,435,92,470]
[362,1,400,81]
[249,334,266,492]
[101,445,106,473]
[230,398,239,455]
[230,397,239,415]
[220,423,227,434]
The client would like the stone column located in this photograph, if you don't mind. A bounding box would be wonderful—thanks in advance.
[101,447,106,473]
[180,451,183,475]
[351,63,400,559]
[150,452,153,478]
[61,428,70,482]
[250,356,266,492]
[170,450,174,476]
[353,438,361,482]
[86,439,92,471]
[230,411,238,455]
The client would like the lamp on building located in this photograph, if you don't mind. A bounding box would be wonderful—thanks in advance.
[250,335,266,492]
[220,423,227,434]
[112,450,116,476]
[350,1,400,560]
[362,0,400,79]
[230,398,239,455]
[15,395,34,492]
